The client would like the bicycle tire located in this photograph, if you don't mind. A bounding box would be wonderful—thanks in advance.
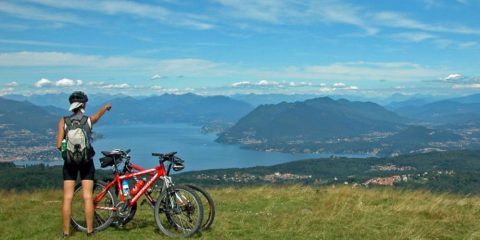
[70,180,117,232]
[154,185,203,238]
[185,184,215,230]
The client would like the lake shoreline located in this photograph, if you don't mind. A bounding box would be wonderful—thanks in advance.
[10,123,372,171]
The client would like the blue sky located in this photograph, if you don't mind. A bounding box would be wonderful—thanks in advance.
[0,0,479,96]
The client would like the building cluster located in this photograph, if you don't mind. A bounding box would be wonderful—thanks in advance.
[262,172,312,183]
[363,175,403,186]
[0,129,57,161]
[193,171,312,183]
[363,170,455,186]
[370,164,417,172]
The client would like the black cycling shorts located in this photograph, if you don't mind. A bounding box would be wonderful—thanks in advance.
[63,160,95,181]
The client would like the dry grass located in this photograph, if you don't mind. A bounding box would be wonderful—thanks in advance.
[1,186,480,239]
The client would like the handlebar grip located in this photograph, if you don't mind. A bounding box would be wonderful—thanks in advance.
[152,153,163,157]
[125,149,131,154]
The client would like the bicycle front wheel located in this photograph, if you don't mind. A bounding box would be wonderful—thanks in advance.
[71,180,117,232]
[154,185,203,238]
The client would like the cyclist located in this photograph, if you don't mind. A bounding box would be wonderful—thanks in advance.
[56,91,112,237]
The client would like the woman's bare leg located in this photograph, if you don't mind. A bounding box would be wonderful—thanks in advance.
[82,180,94,233]
[63,180,76,235]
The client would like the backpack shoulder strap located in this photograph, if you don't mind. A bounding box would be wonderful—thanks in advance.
[80,116,88,126]
[64,116,72,125]
[87,117,92,129]
[64,116,72,130]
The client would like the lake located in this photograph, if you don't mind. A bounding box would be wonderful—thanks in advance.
[15,124,370,171]
[90,124,370,172]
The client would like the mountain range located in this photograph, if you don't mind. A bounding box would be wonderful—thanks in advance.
[1,93,255,127]
[2,92,480,159]
[91,93,254,125]
[217,97,404,144]
[394,98,480,126]
[0,97,57,133]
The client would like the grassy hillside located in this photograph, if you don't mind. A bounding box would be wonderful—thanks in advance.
[1,186,480,239]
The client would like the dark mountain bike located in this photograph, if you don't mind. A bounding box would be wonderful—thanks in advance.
[71,149,203,238]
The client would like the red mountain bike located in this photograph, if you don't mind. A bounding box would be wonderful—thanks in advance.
[113,152,216,231]
[71,149,203,238]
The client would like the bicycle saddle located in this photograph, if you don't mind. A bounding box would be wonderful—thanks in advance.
[101,150,124,157]
[152,151,177,158]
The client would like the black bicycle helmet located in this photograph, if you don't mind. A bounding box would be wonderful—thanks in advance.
[69,91,88,103]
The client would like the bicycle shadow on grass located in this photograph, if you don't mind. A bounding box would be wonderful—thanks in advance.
[113,219,152,231]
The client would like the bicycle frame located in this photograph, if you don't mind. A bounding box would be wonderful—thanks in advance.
[94,164,166,211]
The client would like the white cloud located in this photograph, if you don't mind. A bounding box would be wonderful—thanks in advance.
[452,83,480,89]
[214,0,480,36]
[215,0,377,34]
[26,0,214,30]
[0,87,15,96]
[231,80,294,88]
[231,81,251,87]
[86,81,106,86]
[100,83,130,89]
[444,73,464,81]
[34,78,83,88]
[55,78,83,87]
[0,1,85,25]
[288,81,312,87]
[150,74,167,80]
[229,80,359,93]
[151,85,193,94]
[285,61,439,81]
[0,38,99,48]
[2,52,445,84]
[392,32,437,42]
[154,58,221,76]
[374,11,480,35]
[458,41,478,48]
[456,0,470,4]
[0,52,222,77]
[317,83,359,92]
[34,78,52,88]
[5,81,18,87]
[151,85,163,90]
[319,87,335,93]
[0,53,221,77]
[257,80,278,86]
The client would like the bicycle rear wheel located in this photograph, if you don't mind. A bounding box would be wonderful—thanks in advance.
[71,180,117,232]
[185,184,215,230]
[154,185,203,238]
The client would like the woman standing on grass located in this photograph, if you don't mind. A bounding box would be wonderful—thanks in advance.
[56,91,112,237]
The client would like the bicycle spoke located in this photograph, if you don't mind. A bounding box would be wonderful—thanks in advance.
[94,213,105,226]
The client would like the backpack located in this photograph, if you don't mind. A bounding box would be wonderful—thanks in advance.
[63,115,95,165]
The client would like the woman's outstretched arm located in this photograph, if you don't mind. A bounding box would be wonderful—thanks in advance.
[90,103,112,124]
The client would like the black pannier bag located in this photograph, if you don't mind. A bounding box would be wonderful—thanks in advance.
[100,156,114,168]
